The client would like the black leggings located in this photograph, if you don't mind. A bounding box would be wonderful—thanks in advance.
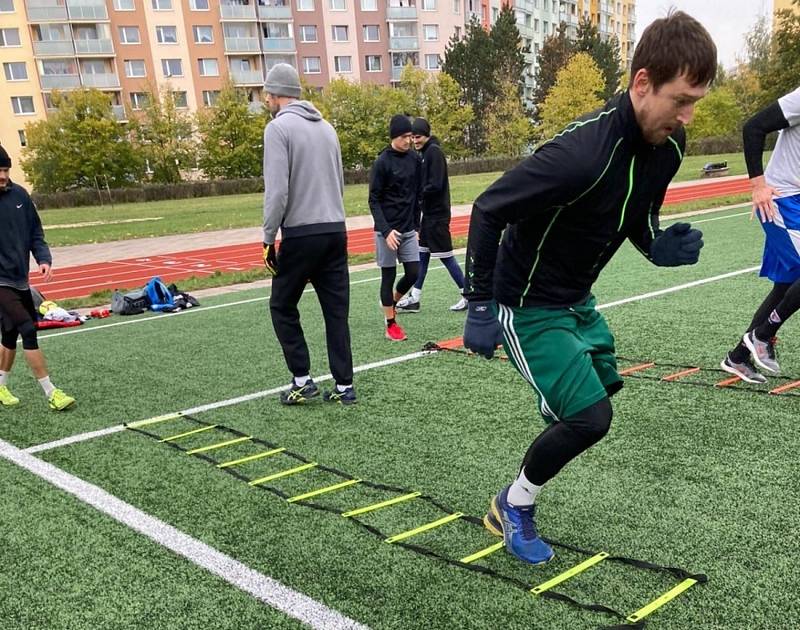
[0,286,39,351]
[380,262,420,307]
[520,398,612,486]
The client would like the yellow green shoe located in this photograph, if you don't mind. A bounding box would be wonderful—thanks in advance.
[48,388,76,411]
[0,385,20,407]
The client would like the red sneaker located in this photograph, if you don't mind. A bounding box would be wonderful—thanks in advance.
[385,321,407,341]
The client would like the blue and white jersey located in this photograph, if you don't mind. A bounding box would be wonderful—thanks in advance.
[765,86,800,198]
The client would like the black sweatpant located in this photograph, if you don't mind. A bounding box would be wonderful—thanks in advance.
[269,232,353,386]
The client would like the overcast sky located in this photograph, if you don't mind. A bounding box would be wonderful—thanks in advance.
[635,0,774,69]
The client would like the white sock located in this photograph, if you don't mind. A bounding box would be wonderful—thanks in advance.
[336,383,352,393]
[38,376,56,397]
[410,287,421,300]
[507,470,542,507]
[293,375,310,387]
[0,370,8,386]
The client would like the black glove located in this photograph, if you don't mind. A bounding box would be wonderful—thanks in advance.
[262,243,278,276]
[463,300,503,359]
[650,222,704,267]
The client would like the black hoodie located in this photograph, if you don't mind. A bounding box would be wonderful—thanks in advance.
[0,182,51,290]
[368,146,421,237]
[418,136,451,221]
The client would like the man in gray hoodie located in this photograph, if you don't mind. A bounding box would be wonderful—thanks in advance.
[262,63,355,405]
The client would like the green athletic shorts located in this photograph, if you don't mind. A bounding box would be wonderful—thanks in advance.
[497,296,622,424]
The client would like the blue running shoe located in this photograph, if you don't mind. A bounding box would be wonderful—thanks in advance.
[489,485,554,565]
[280,379,320,405]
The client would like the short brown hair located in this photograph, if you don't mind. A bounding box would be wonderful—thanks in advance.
[629,10,717,91]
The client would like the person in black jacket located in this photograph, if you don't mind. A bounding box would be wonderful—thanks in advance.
[462,11,716,566]
[396,118,467,313]
[369,114,421,342]
[0,145,75,410]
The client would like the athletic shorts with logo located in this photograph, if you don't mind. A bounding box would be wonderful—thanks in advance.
[419,217,454,258]
[374,230,420,268]
[497,296,623,423]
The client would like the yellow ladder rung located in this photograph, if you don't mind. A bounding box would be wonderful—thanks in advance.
[287,479,362,503]
[531,552,609,595]
[186,436,253,455]
[217,447,286,469]
[460,541,505,564]
[159,424,218,443]
[248,462,318,486]
[127,412,182,429]
[626,578,699,623]
[341,491,421,518]
[385,512,463,544]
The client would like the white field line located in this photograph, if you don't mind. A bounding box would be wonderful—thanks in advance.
[45,217,164,230]
[0,438,369,630]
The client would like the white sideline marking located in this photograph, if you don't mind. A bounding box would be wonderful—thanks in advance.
[45,217,164,230]
[25,425,126,454]
[0,438,369,630]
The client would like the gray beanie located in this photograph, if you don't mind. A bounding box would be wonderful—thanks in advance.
[264,63,301,98]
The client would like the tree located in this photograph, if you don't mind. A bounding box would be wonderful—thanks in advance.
[532,22,572,109]
[726,65,765,121]
[537,52,604,141]
[485,79,533,157]
[686,85,743,140]
[742,13,772,80]
[573,18,623,101]
[196,82,267,179]
[19,89,143,193]
[399,66,473,159]
[128,86,195,183]
[490,5,527,90]
[760,0,800,103]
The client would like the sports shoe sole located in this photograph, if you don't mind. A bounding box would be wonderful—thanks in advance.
[49,399,75,411]
[719,359,766,384]
[1,399,20,407]
[742,333,780,374]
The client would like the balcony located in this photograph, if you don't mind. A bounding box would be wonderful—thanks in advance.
[391,65,416,81]
[598,1,611,15]
[74,38,114,55]
[224,36,260,52]
[558,11,578,26]
[258,4,291,19]
[112,104,127,120]
[40,73,81,89]
[261,37,294,51]
[67,0,108,20]
[231,69,263,84]
[386,6,416,19]
[388,36,418,50]
[33,39,74,56]
[81,72,119,87]
[220,3,257,19]
[628,9,635,24]
[25,0,68,21]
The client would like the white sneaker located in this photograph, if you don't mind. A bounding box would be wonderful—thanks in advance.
[396,294,414,309]
[449,297,468,311]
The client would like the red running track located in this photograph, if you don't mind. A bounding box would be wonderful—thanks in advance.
[35,176,751,300]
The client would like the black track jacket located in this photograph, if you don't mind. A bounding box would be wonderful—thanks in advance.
[368,146,421,237]
[0,182,51,289]
[465,91,685,308]
[418,136,451,221]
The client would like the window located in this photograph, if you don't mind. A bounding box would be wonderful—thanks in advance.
[161,58,182,77]
[3,62,27,81]
[0,28,20,46]
[298,25,317,42]
[421,0,434,9]
[82,60,106,74]
[333,55,350,73]
[202,89,219,106]
[360,0,376,9]
[296,0,313,9]
[423,24,437,41]
[533,18,538,32]
[454,25,460,38]
[11,96,34,114]
[543,20,548,35]
[113,0,134,10]
[173,91,188,108]
[197,57,218,76]
[18,129,26,147]
[130,92,148,109]
[151,0,171,9]
[302,56,320,73]
[156,25,177,43]
[363,25,379,41]
[263,22,291,38]
[119,26,140,43]
[0,0,13,12]
[365,54,381,71]
[190,0,209,8]
[329,0,344,9]
[124,59,146,77]
[192,25,213,43]
[424,53,439,70]
[331,25,348,41]
[452,0,459,13]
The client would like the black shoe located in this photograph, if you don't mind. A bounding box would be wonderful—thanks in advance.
[323,386,357,405]
[280,379,320,405]
[720,354,767,384]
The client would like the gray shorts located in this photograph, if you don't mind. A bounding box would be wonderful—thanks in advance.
[374,231,420,267]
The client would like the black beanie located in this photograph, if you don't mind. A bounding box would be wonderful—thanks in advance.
[411,117,430,137]
[0,145,10,169]
[389,114,412,139]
